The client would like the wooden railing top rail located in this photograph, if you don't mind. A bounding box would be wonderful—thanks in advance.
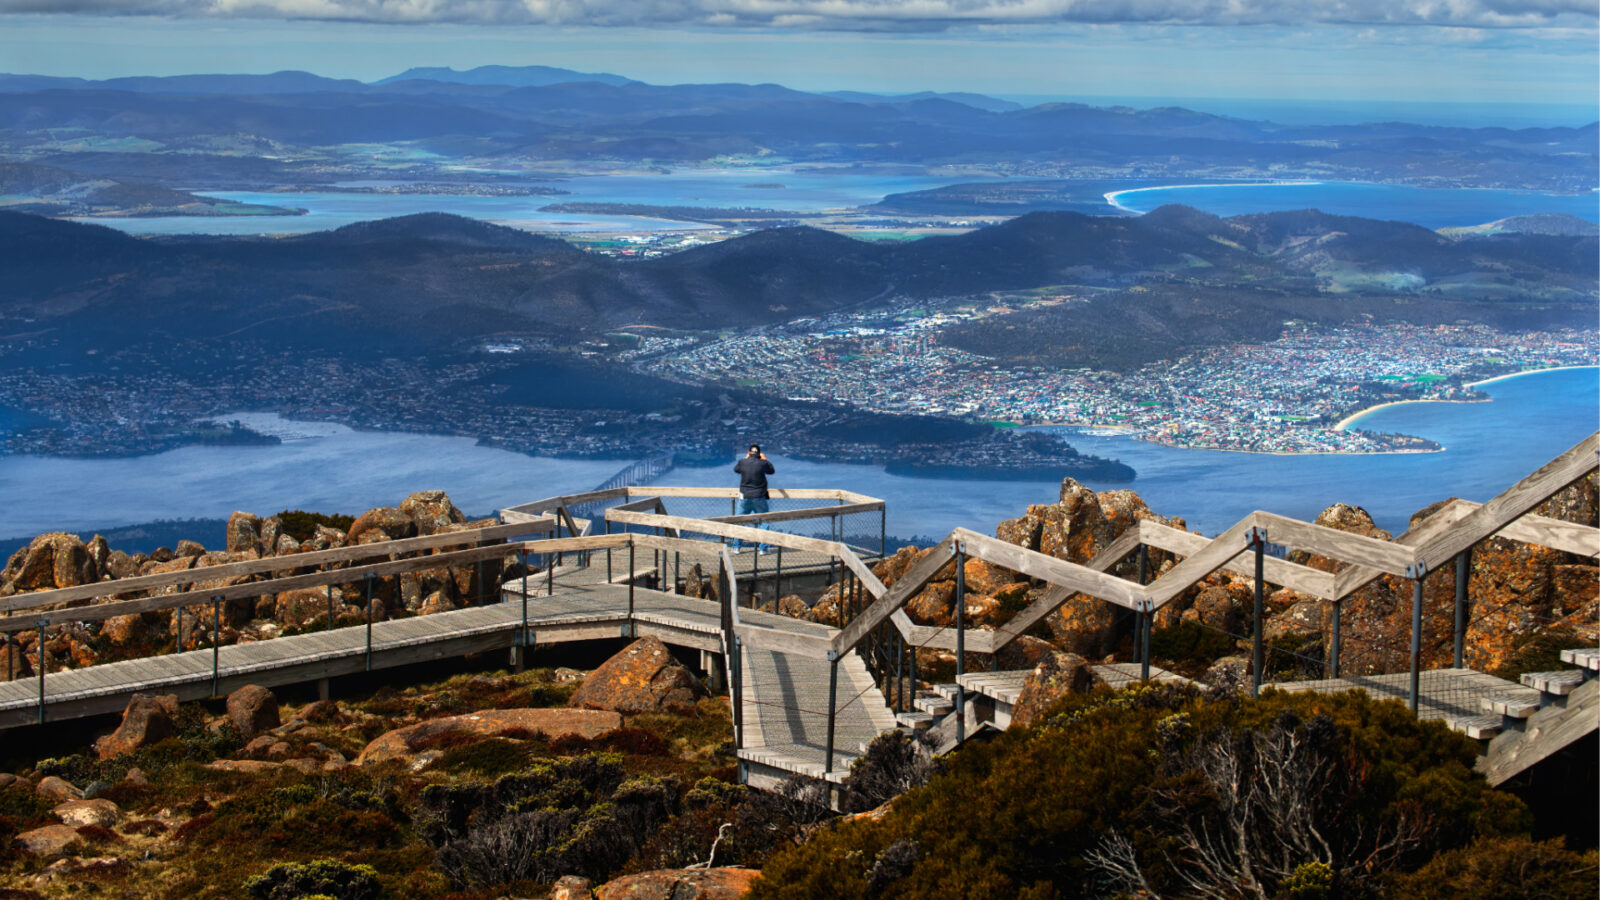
[707,499,886,526]
[0,530,733,635]
[504,486,882,520]
[1414,431,1599,574]
[0,519,551,615]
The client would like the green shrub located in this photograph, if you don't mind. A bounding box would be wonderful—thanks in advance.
[750,686,1521,900]
[276,510,356,542]
[1150,620,1236,670]
[244,858,381,900]
[1385,835,1598,899]
[1489,628,1590,682]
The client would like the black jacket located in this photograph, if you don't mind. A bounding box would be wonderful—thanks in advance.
[733,456,775,499]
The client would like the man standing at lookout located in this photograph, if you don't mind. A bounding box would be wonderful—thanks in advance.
[733,444,775,553]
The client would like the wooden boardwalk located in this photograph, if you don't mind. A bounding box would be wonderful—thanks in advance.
[2,434,1595,787]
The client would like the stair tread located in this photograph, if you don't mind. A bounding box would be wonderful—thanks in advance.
[1522,670,1586,694]
[1447,714,1504,740]
[1480,689,1541,717]
[1559,648,1600,671]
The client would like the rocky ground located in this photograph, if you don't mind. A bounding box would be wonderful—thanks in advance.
[0,636,771,898]
[0,491,529,681]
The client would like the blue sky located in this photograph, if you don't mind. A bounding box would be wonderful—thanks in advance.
[0,3,1594,116]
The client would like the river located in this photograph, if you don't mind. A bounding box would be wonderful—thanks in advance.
[1,368,1593,547]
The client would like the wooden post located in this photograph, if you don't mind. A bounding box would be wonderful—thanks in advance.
[547,557,554,597]
[211,596,221,696]
[1251,533,1264,698]
[674,552,681,595]
[1410,578,1424,713]
[894,630,904,711]
[364,573,374,672]
[1454,549,1470,669]
[955,544,966,744]
[628,542,636,622]
[605,519,613,582]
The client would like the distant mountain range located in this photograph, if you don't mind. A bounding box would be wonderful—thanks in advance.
[0,66,1592,192]
[2,207,1592,367]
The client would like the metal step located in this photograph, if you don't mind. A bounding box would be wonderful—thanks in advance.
[1559,648,1600,672]
[1448,714,1504,741]
[1522,669,1586,696]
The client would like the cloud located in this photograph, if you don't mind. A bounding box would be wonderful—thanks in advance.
[1,0,1594,29]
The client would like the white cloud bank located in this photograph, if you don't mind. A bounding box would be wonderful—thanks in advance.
[2,0,1594,29]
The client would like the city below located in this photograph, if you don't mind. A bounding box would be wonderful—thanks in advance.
[1,313,1594,470]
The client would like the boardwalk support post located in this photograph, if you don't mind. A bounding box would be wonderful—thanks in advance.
[326,585,335,633]
[731,636,743,751]
[1454,549,1471,669]
[955,542,966,745]
[628,542,636,621]
[880,506,886,560]
[1140,601,1152,682]
[605,520,613,583]
[364,573,375,672]
[1251,529,1265,698]
[824,652,839,792]
[1329,601,1342,678]
[36,619,46,724]
[1410,574,1424,713]
[547,553,554,597]
[211,595,221,696]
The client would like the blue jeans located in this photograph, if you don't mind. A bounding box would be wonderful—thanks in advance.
[734,497,770,551]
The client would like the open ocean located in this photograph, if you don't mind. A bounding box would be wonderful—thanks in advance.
[1,368,1594,546]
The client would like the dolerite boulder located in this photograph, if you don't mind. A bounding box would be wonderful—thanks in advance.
[226,511,264,554]
[346,506,417,544]
[0,531,98,595]
[356,708,622,766]
[595,867,760,899]
[399,489,467,534]
[226,684,280,739]
[95,693,179,760]
[1010,651,1105,727]
[568,636,706,715]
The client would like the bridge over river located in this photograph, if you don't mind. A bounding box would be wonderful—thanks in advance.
[2,435,1596,797]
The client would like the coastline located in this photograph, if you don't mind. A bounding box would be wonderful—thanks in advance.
[1465,364,1599,389]
[1103,180,1322,214]
[1334,365,1600,430]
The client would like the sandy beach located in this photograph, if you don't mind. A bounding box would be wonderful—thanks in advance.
[1102,181,1322,214]
[1334,365,1599,430]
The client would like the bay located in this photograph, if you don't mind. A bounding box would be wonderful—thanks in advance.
[1105,181,1598,229]
[0,368,1593,545]
[75,171,1019,236]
